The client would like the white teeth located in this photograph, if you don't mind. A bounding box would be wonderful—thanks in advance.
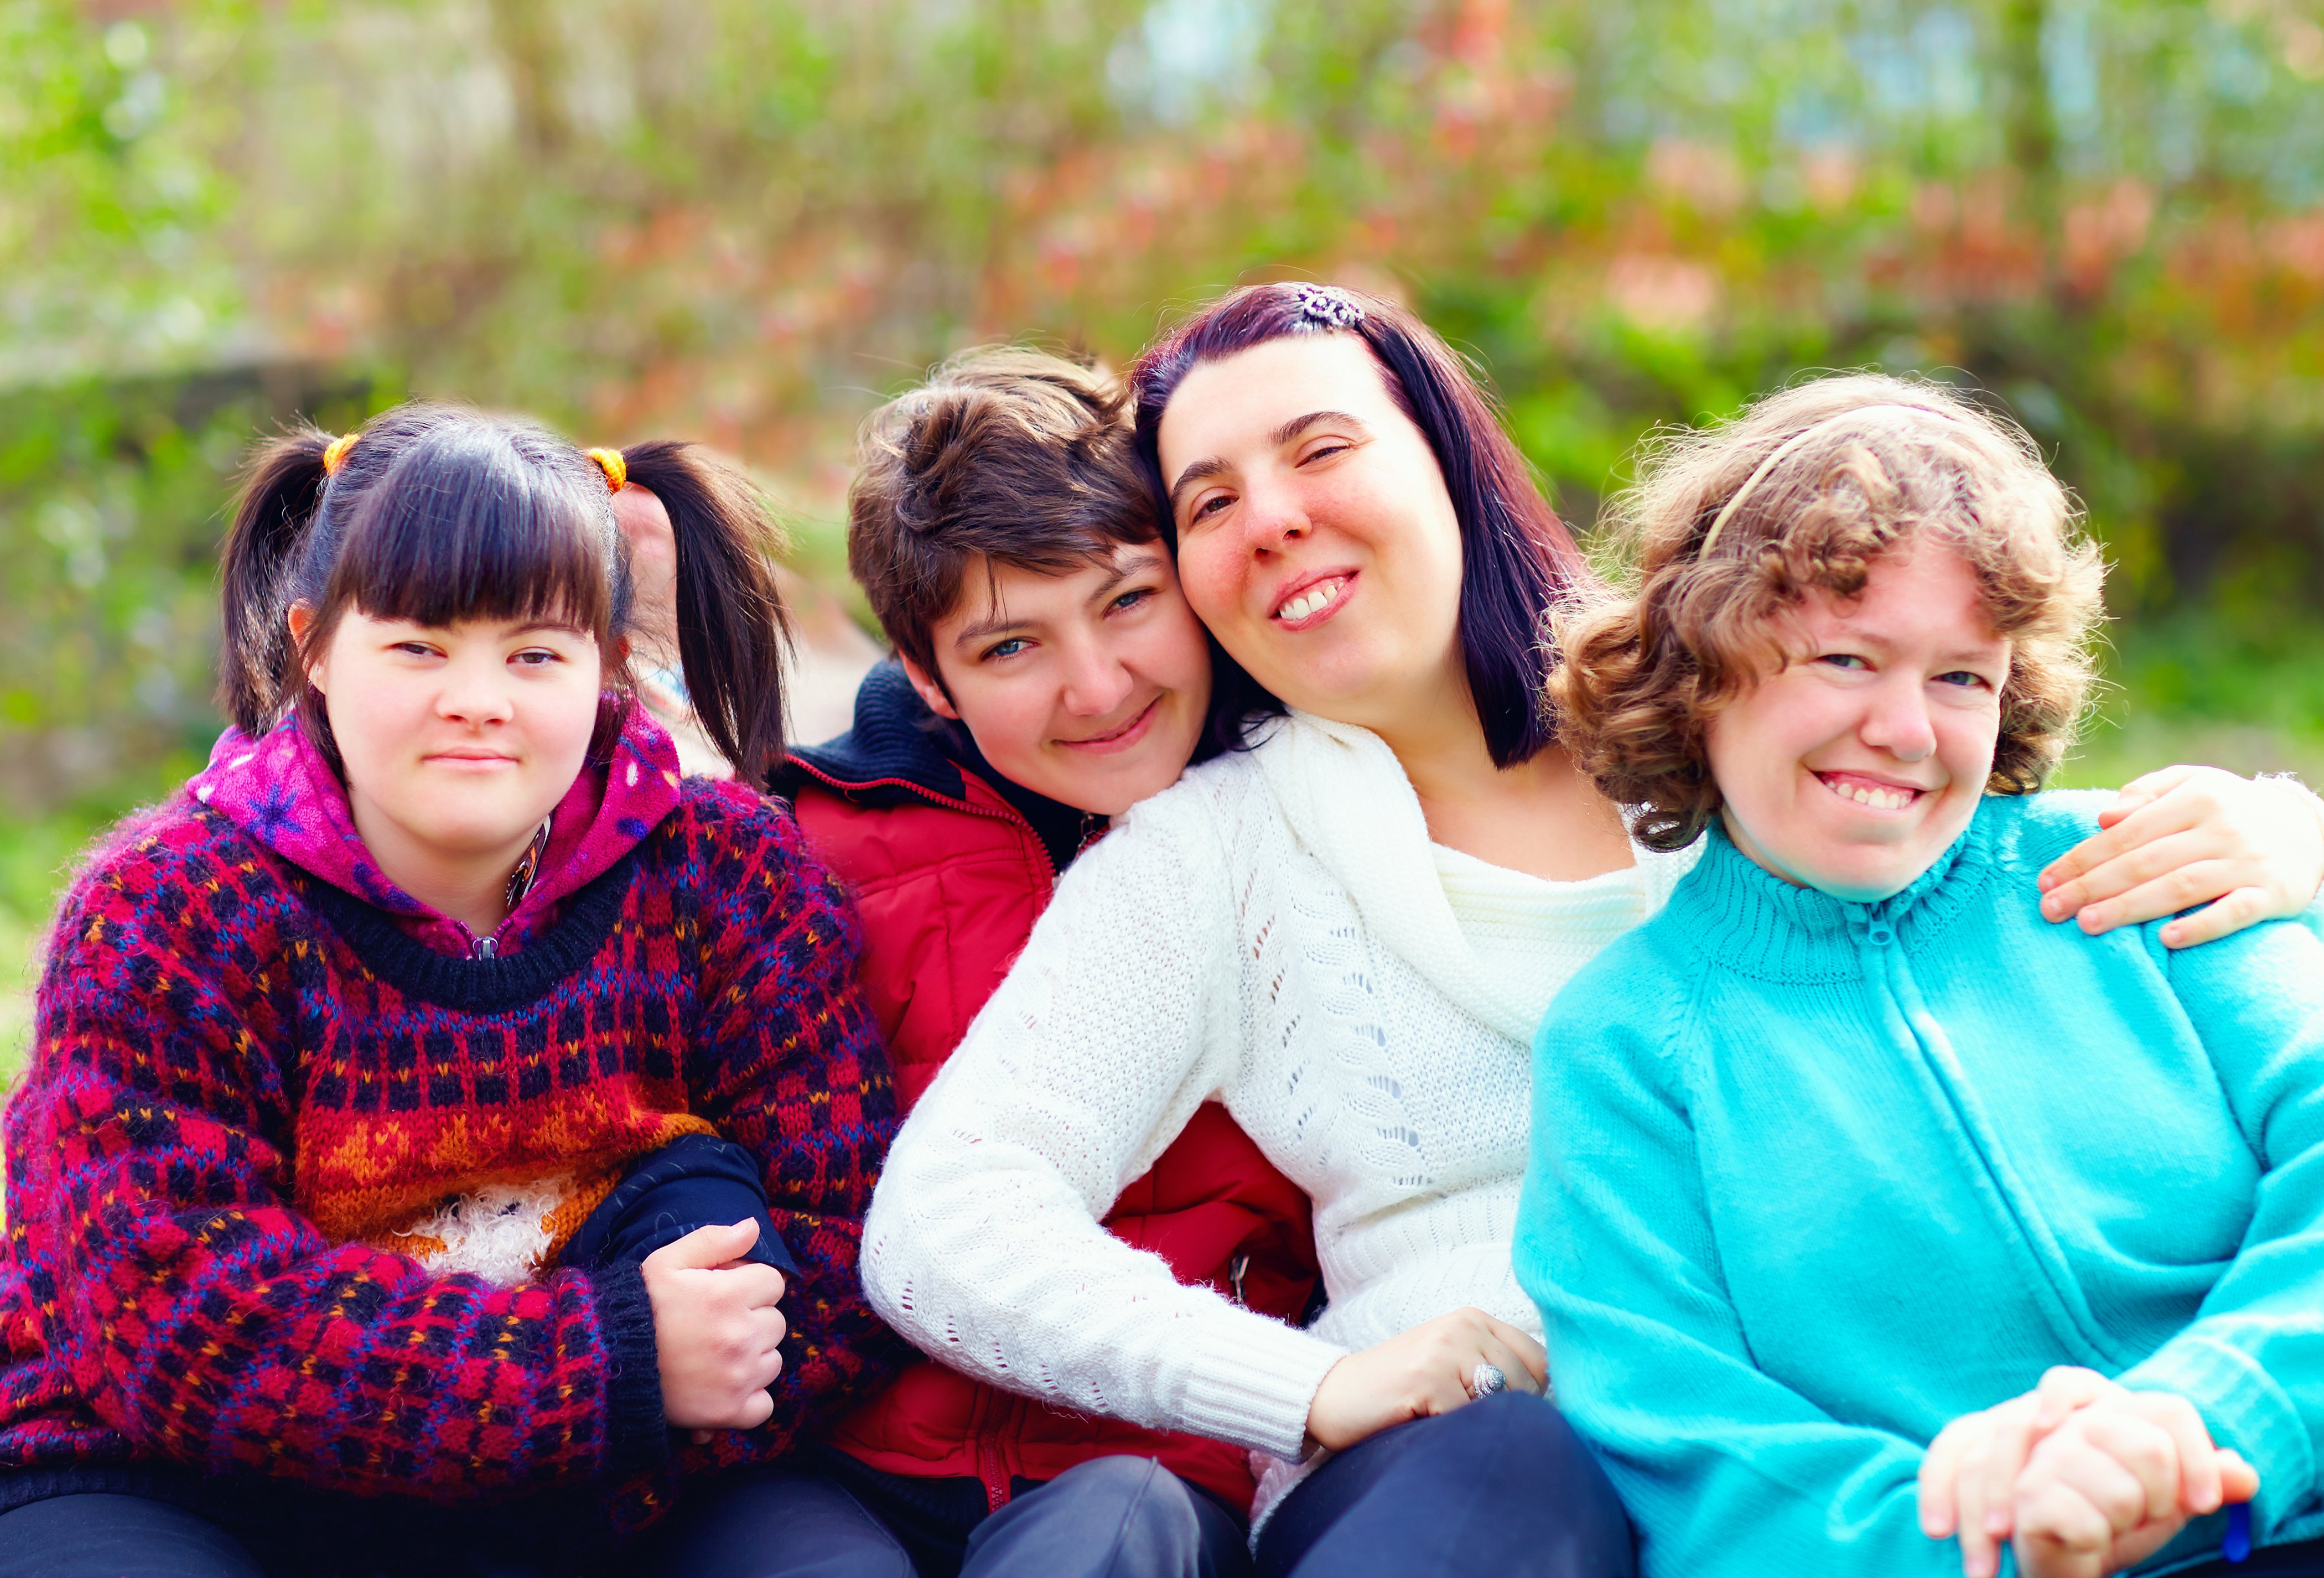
[1278,580,1342,621]
[1829,778,1915,811]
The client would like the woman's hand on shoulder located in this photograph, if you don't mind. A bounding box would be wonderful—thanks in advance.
[2038,766,2324,948]
[1303,1308,1547,1454]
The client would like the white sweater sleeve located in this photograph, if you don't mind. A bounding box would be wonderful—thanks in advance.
[859,783,1348,1461]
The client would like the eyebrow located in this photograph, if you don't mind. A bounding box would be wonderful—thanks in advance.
[1086,549,1166,605]
[1165,409,1371,512]
[948,551,1169,652]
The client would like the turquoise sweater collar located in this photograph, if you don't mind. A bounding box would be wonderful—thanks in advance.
[1671,801,2002,982]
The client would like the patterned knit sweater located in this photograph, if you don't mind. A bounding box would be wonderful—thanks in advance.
[0,712,902,1527]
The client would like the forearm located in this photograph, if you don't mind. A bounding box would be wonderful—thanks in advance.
[863,1097,1345,1459]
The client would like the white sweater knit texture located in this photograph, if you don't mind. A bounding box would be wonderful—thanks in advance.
[859,711,1697,1517]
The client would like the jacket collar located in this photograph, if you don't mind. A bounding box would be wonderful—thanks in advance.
[188,704,686,952]
[1670,803,1999,982]
[780,659,1106,876]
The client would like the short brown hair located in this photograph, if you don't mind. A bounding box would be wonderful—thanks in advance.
[848,347,1164,682]
[1552,373,2106,852]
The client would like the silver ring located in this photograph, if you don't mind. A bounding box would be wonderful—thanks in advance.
[1469,1362,1508,1399]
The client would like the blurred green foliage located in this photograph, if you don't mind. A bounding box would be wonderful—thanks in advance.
[5,0,2324,1071]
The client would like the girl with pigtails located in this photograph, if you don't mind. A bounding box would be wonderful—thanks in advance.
[0,405,902,1577]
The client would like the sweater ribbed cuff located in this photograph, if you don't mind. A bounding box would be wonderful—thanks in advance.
[2120,1335,2312,1538]
[593,1257,672,1478]
[1177,1313,1348,1463]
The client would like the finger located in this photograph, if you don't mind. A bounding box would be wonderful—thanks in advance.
[713,1263,787,1310]
[1957,1424,2004,1572]
[2216,1450,2260,1505]
[2041,828,2220,923]
[646,1219,764,1273]
[1978,1397,2045,1538]
[2126,1394,2219,1514]
[734,1384,775,1431]
[2016,1472,2118,1556]
[691,1428,713,1446]
[2075,1410,2182,1527]
[1474,1332,1542,1398]
[2159,887,2274,951]
[1921,1419,1973,1538]
[2042,789,2202,896]
[1482,1319,1550,1389]
[2034,1367,2111,1430]
[2072,860,2251,937]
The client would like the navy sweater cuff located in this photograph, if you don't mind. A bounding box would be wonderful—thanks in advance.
[593,1257,671,1477]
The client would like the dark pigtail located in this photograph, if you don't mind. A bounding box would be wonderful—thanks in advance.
[618,441,792,788]
[217,424,334,735]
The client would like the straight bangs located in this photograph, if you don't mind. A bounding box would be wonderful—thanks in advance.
[326,419,626,648]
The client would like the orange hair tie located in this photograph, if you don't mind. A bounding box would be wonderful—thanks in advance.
[585,447,627,493]
[321,432,358,476]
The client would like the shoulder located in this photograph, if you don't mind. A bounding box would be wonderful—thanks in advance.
[1537,904,1704,1065]
[1108,744,1274,855]
[44,800,305,1015]
[58,798,286,932]
[1981,788,2111,873]
[657,777,856,930]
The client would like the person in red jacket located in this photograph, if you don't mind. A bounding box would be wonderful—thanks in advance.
[636,349,1318,1578]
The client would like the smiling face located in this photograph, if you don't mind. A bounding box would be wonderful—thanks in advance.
[305,608,605,872]
[903,542,1213,816]
[1156,333,1468,734]
[1703,542,2010,901]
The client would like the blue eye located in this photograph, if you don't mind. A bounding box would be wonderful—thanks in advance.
[1819,653,1869,671]
[984,638,1030,661]
[1111,588,1155,613]
[1935,670,1987,689]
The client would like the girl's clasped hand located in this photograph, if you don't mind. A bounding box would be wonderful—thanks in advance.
[1920,1367,2258,1578]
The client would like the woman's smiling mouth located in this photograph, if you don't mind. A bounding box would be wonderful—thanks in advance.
[1814,770,1928,812]
[1270,572,1354,629]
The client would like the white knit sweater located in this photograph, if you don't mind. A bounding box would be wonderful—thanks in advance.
[859,711,1697,1515]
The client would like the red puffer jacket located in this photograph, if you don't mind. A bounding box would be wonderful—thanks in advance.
[776,663,1319,1515]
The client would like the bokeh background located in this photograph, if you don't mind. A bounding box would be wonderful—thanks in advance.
[7,0,2324,1071]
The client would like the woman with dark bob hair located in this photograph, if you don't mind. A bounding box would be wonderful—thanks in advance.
[859,284,2324,1577]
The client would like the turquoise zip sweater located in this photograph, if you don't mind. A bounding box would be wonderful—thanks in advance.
[1513,791,2324,1578]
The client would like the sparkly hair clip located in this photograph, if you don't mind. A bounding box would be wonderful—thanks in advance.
[585,447,627,494]
[1291,283,1366,332]
[321,431,358,476]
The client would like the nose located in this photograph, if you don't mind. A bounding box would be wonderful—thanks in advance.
[1859,672,1937,763]
[1235,472,1310,557]
[436,653,516,728]
[1056,631,1135,719]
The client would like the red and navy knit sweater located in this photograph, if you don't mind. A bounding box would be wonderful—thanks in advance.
[0,733,901,1527]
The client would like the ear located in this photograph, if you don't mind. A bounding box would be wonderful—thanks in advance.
[897,653,961,721]
[286,603,324,697]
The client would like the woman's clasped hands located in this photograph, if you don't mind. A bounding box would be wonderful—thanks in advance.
[642,1219,788,1444]
[1304,1307,1549,1454]
[1920,1367,2258,1578]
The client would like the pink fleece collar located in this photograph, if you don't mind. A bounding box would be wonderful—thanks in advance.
[188,704,687,955]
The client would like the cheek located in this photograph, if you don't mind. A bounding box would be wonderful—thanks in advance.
[1172,540,1240,626]
[1938,700,2004,785]
[951,674,1050,767]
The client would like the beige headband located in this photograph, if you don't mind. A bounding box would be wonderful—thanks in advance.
[1694,402,1958,559]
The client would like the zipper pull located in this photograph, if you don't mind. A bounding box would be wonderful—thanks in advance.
[473,933,497,959]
